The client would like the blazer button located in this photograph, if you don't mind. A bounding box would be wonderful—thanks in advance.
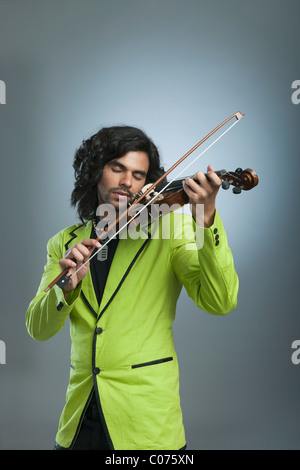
[93,367,100,375]
[213,228,218,234]
[56,302,63,311]
[95,327,103,335]
[215,240,220,246]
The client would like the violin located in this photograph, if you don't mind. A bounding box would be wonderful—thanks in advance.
[138,167,259,211]
[44,111,258,293]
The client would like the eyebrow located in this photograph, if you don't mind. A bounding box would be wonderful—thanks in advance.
[109,160,147,177]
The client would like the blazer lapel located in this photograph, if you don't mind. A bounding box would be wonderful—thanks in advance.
[64,221,151,321]
[97,226,151,320]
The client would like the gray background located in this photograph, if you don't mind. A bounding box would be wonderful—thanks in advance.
[0,0,299,450]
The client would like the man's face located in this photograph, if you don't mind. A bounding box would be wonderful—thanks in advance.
[97,151,149,213]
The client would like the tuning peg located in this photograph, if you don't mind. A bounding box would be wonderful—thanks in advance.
[221,180,230,190]
[235,167,243,175]
[232,187,242,194]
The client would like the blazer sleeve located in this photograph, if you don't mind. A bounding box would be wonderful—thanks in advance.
[170,210,239,315]
[25,232,82,342]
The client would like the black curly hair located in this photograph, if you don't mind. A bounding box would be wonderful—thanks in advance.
[71,125,165,223]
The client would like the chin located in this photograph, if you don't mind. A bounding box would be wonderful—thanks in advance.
[111,202,127,215]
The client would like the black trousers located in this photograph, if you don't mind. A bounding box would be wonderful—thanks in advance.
[55,392,187,450]
[55,392,110,450]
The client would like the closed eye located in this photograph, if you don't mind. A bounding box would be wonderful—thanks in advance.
[110,164,146,181]
[133,174,143,181]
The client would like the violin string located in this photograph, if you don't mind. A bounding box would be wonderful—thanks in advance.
[70,118,240,278]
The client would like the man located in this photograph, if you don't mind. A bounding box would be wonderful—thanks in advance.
[26,125,238,450]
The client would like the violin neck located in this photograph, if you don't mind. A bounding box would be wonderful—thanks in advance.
[157,170,227,192]
[154,168,258,194]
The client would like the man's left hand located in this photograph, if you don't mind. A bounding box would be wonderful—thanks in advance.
[183,165,222,228]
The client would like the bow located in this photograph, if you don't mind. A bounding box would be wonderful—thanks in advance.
[44,111,244,292]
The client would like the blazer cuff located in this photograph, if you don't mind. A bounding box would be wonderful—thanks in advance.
[193,210,226,251]
[53,281,82,312]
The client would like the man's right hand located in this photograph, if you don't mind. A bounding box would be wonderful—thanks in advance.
[58,239,101,299]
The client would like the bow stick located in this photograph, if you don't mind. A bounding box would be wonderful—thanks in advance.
[44,111,244,292]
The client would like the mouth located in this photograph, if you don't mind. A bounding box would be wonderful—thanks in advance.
[112,190,131,198]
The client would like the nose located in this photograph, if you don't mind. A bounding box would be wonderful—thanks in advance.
[120,171,133,188]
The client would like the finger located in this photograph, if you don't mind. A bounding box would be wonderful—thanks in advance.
[206,169,222,188]
[59,258,77,270]
[78,239,101,256]
[65,239,101,260]
[185,175,205,192]
[191,168,221,188]
[192,167,221,188]
[183,179,192,194]
[192,172,207,187]
[81,238,101,249]
[68,246,86,263]
[183,179,205,198]
[68,244,94,264]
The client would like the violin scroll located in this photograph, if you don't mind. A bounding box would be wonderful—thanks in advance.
[218,168,259,193]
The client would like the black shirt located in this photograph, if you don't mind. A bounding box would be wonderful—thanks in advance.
[89,227,119,305]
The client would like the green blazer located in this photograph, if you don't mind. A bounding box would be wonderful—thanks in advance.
[26,210,238,450]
